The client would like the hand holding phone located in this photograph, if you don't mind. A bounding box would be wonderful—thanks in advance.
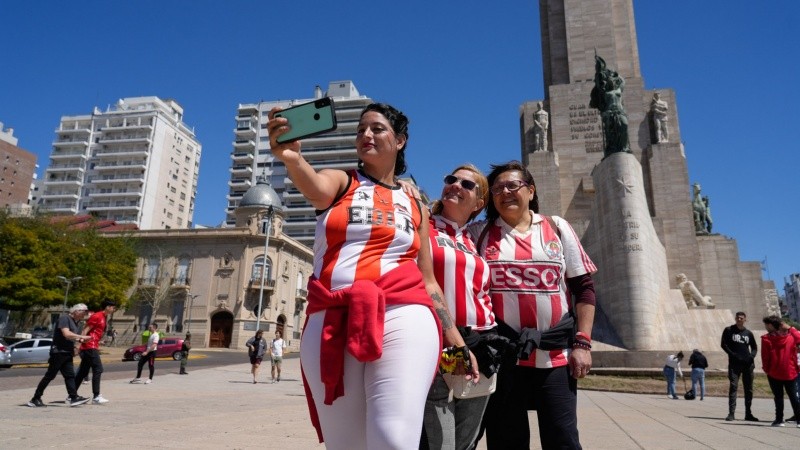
[274,97,337,143]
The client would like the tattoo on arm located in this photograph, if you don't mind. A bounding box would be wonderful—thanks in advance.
[431,292,454,329]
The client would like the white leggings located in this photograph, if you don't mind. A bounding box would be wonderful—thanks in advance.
[301,304,440,450]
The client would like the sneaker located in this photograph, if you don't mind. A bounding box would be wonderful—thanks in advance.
[276,378,280,382]
[69,396,90,407]
[771,420,785,427]
[27,398,46,408]
[744,415,759,422]
[144,379,152,385]
[671,395,679,400]
[725,414,734,421]
[787,415,796,422]
[130,378,141,384]
[92,395,109,404]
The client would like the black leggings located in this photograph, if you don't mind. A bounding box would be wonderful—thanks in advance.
[136,351,156,379]
[75,349,104,397]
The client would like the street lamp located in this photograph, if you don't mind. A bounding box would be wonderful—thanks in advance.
[57,275,83,313]
[185,293,200,334]
[256,205,275,332]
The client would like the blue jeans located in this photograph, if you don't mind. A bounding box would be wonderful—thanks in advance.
[421,373,490,450]
[663,366,676,397]
[691,368,705,399]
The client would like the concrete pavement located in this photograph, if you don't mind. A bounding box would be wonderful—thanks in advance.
[2,352,799,449]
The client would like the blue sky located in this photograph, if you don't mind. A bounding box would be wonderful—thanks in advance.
[2,1,798,288]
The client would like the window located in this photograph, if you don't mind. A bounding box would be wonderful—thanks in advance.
[251,256,272,282]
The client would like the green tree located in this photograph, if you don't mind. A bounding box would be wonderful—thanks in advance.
[0,212,137,311]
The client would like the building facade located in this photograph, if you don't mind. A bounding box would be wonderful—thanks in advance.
[0,123,37,209]
[785,273,800,322]
[225,80,372,247]
[40,97,201,229]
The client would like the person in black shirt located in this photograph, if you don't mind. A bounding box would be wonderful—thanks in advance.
[27,304,92,407]
[688,349,709,400]
[720,311,759,421]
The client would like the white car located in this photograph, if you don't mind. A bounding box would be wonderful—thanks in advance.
[0,338,53,367]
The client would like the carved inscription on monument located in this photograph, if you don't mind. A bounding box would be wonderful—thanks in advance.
[620,210,643,252]
[568,104,603,153]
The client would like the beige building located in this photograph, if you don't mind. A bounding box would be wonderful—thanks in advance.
[109,177,313,350]
[41,97,201,230]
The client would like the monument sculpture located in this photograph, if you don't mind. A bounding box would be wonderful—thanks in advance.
[533,101,549,151]
[650,92,669,143]
[703,196,713,233]
[676,273,715,308]
[692,183,711,235]
[589,54,631,157]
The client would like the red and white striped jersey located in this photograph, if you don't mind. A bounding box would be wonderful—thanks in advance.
[429,214,495,331]
[468,213,596,368]
[313,170,421,292]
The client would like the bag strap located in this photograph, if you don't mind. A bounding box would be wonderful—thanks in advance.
[544,215,561,239]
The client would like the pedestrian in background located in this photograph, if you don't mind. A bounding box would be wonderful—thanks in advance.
[269,330,286,383]
[663,351,684,400]
[721,311,759,422]
[688,349,708,401]
[246,330,267,384]
[27,304,92,407]
[180,332,191,375]
[130,323,159,384]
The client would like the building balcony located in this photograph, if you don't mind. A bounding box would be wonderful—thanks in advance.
[55,126,92,135]
[87,190,143,199]
[87,173,145,184]
[85,203,139,212]
[44,178,82,187]
[93,148,149,158]
[228,178,252,188]
[232,139,256,151]
[248,278,276,290]
[93,162,147,171]
[50,150,89,159]
[52,139,90,148]
[42,204,79,213]
[97,135,151,145]
[231,152,255,163]
[230,165,253,176]
[234,124,257,139]
[296,288,308,300]
[101,123,153,131]
[170,277,191,288]
[41,191,80,200]
[46,163,86,173]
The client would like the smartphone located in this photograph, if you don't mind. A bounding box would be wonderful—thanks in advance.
[275,97,337,143]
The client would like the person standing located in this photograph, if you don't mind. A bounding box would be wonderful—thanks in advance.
[663,352,684,400]
[27,304,92,407]
[721,311,759,421]
[688,349,709,401]
[246,330,267,384]
[269,330,287,383]
[469,161,596,450]
[130,323,159,384]
[760,315,800,427]
[179,332,191,375]
[75,299,117,404]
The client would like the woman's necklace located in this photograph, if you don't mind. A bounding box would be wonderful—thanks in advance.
[374,187,390,205]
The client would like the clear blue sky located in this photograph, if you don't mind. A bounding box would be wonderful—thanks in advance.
[2,1,798,289]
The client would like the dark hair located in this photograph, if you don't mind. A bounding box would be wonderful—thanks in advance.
[100,299,117,309]
[676,351,684,360]
[358,103,409,176]
[151,323,158,329]
[485,160,539,222]
[735,311,746,318]
[763,315,782,329]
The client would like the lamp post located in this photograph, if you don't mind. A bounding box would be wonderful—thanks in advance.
[185,293,200,334]
[57,276,83,313]
[256,205,275,332]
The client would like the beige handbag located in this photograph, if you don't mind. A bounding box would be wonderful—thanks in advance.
[442,372,497,399]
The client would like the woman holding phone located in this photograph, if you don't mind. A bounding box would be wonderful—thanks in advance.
[268,102,478,450]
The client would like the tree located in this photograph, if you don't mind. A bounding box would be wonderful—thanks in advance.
[0,212,138,311]
[130,244,191,332]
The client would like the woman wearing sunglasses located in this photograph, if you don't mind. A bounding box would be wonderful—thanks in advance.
[420,164,498,450]
[468,160,597,449]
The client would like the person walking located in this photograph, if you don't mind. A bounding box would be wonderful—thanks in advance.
[688,349,708,400]
[663,352,684,400]
[721,311,759,421]
[179,332,191,375]
[246,330,267,384]
[760,315,800,427]
[130,323,159,384]
[27,304,92,407]
[269,330,287,383]
[75,299,117,404]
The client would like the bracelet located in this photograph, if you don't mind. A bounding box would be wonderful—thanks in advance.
[576,331,592,343]
[572,340,592,350]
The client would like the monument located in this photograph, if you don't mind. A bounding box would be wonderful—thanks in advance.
[520,0,773,365]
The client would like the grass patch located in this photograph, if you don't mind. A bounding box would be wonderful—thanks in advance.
[579,374,774,398]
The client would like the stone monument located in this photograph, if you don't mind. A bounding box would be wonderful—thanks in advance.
[521,0,773,363]
[533,102,549,152]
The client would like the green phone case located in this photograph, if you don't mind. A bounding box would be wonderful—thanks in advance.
[275,97,337,143]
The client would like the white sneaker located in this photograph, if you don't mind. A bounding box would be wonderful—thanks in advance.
[93,395,109,404]
[144,379,152,385]
[130,378,141,384]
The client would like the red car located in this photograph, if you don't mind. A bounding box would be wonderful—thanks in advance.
[123,337,185,361]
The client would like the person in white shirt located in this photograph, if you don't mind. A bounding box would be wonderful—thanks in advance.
[131,323,160,384]
[269,331,287,383]
[663,351,684,399]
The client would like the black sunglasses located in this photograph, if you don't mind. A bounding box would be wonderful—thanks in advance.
[444,174,477,191]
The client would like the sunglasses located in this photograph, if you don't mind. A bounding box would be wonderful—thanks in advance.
[490,180,529,195]
[444,174,477,191]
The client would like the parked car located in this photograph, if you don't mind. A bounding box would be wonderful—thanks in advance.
[123,338,185,361]
[0,338,53,367]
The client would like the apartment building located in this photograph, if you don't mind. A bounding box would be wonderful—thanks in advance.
[41,97,201,229]
[225,80,372,246]
[785,273,800,322]
[0,123,37,209]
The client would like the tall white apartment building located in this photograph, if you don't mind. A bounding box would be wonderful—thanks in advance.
[41,97,201,229]
[225,80,372,246]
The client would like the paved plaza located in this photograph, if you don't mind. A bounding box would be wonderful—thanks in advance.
[2,350,799,449]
